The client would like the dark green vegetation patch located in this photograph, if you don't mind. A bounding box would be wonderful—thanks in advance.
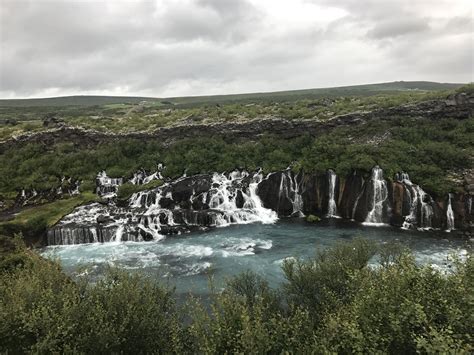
[0,237,472,353]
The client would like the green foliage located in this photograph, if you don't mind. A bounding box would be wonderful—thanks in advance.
[282,238,377,322]
[0,193,98,238]
[0,235,34,272]
[305,214,321,223]
[78,180,95,193]
[1,113,471,201]
[117,180,164,201]
[456,82,474,94]
[0,238,472,353]
[0,242,177,353]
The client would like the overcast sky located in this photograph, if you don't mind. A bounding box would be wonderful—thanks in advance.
[0,0,472,98]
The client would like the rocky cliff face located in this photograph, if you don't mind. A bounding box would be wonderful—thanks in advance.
[2,93,472,151]
[47,167,473,246]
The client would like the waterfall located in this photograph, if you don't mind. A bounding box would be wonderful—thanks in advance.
[114,225,125,242]
[446,194,455,231]
[96,171,123,198]
[351,180,365,221]
[398,173,434,230]
[278,170,304,217]
[364,166,388,225]
[48,170,278,246]
[247,172,279,224]
[207,171,278,225]
[326,170,339,218]
[130,170,162,185]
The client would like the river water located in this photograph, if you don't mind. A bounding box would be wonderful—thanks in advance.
[41,219,469,296]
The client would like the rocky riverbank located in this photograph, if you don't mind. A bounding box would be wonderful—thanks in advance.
[47,167,473,246]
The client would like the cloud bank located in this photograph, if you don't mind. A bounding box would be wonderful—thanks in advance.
[0,0,472,98]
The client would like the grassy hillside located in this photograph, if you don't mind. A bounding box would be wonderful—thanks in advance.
[0,82,471,216]
[166,81,464,106]
[0,82,463,141]
[0,81,463,108]
[0,95,160,108]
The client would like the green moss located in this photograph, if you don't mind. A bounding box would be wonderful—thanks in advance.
[306,214,321,223]
[116,180,164,201]
[0,192,99,238]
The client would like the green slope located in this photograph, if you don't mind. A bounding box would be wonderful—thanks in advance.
[0,81,464,108]
[0,95,160,108]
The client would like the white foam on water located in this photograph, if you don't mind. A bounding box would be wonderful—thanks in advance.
[219,237,273,257]
[183,262,212,276]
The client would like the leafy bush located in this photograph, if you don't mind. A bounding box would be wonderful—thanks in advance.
[0,239,178,353]
[305,214,321,223]
[456,83,474,94]
[116,180,163,201]
[1,238,471,353]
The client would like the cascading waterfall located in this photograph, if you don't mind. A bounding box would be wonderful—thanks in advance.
[446,194,455,231]
[48,170,278,246]
[48,166,463,246]
[398,173,434,230]
[96,171,123,198]
[208,171,278,226]
[130,169,163,185]
[246,172,279,224]
[351,182,365,221]
[326,170,339,218]
[278,170,304,217]
[364,166,388,225]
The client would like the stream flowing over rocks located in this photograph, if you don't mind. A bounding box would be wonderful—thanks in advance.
[47,167,474,245]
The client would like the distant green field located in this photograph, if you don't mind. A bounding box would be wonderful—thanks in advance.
[0,81,468,141]
[0,95,160,108]
[166,81,464,107]
[0,81,463,108]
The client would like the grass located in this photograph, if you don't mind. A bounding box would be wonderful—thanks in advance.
[0,81,464,139]
[8,192,98,227]
[117,180,164,201]
[0,192,100,239]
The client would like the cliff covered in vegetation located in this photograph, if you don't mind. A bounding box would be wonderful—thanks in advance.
[0,83,472,240]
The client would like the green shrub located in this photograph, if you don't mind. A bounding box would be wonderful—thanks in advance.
[0,250,177,353]
[78,180,95,193]
[116,179,163,201]
[456,83,474,94]
[305,214,320,223]
[0,238,472,353]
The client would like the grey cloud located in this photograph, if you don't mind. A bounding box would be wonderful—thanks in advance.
[0,0,471,98]
[444,16,473,34]
[367,18,430,39]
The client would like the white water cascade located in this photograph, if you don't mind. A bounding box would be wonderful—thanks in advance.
[326,170,339,218]
[446,194,455,232]
[398,173,434,230]
[278,170,304,217]
[208,171,278,226]
[364,166,388,225]
[48,170,279,246]
[96,171,123,198]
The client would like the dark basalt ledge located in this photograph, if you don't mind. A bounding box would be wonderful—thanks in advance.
[46,169,474,246]
[1,93,473,151]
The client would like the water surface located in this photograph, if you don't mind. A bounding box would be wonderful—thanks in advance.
[41,219,468,296]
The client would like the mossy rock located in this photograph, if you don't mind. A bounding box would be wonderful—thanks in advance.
[306,214,321,223]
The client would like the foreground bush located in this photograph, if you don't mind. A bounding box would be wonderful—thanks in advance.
[0,237,178,353]
[0,237,472,353]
